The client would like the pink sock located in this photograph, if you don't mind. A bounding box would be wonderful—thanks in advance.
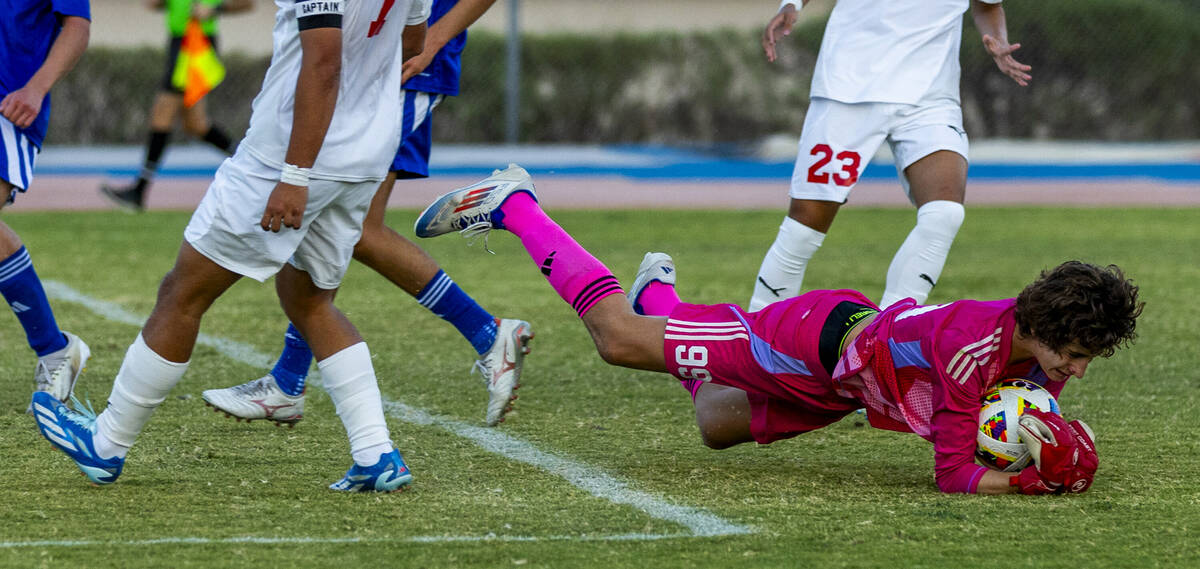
[498,193,623,317]
[682,379,704,401]
[634,281,681,316]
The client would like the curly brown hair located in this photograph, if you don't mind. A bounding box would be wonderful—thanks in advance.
[1014,261,1143,358]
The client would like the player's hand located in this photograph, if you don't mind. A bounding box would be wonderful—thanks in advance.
[1018,409,1098,494]
[0,86,47,129]
[401,50,436,84]
[260,182,307,232]
[982,34,1032,87]
[762,5,799,63]
[1014,463,1061,495]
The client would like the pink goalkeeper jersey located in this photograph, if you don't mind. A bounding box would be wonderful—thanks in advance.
[833,298,1066,493]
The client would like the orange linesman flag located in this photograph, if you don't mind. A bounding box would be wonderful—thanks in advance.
[171,19,226,107]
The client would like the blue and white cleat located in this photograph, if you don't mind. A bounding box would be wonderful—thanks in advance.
[413,164,536,239]
[31,391,124,485]
[627,252,676,315]
[329,448,413,493]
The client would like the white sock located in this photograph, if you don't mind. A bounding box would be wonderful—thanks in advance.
[750,217,825,311]
[353,443,394,467]
[94,333,190,459]
[319,342,393,465]
[880,200,965,308]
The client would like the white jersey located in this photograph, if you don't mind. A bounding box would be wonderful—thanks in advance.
[241,0,431,182]
[810,0,1000,105]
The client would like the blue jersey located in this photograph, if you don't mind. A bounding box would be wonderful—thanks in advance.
[0,0,91,147]
[401,0,466,96]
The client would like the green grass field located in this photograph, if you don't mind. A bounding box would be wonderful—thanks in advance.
[2,207,1197,568]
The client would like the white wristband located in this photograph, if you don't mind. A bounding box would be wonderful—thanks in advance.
[280,163,311,187]
[779,0,802,13]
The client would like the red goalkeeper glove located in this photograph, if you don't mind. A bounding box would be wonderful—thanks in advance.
[1014,408,1098,495]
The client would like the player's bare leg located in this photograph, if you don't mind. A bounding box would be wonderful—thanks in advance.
[179,96,212,138]
[275,264,361,360]
[0,197,23,256]
[750,198,840,311]
[2,193,90,409]
[102,93,233,211]
[275,263,411,491]
[141,242,242,361]
[35,242,242,483]
[354,172,441,292]
[786,198,842,234]
[149,91,184,131]
[205,171,531,427]
[416,166,664,373]
[692,383,754,449]
[625,252,755,448]
[880,150,966,307]
[578,295,668,373]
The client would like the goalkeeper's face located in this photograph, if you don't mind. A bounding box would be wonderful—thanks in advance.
[1028,340,1094,382]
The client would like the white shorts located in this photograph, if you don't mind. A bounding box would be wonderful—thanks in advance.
[1,116,40,203]
[183,152,380,289]
[789,96,968,204]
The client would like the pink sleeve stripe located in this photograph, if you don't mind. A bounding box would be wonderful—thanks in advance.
[965,465,989,494]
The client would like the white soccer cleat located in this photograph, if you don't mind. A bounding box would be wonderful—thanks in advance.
[32,331,91,408]
[413,164,537,240]
[627,252,676,315]
[475,318,534,426]
[202,374,304,427]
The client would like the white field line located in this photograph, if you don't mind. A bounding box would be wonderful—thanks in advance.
[30,280,753,546]
[1,532,700,549]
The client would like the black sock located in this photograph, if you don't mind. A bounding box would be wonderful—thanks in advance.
[202,126,235,155]
[135,130,171,194]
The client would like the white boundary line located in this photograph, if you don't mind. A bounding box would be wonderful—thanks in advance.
[22,280,753,548]
[1,532,702,549]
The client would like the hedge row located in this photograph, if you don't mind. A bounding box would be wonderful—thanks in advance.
[47,0,1198,145]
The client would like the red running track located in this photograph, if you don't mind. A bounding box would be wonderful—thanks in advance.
[10,175,1200,212]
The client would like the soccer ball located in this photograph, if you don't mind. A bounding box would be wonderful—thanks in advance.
[976,379,1061,472]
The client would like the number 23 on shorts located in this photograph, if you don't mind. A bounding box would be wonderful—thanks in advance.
[806,143,863,187]
[675,345,711,382]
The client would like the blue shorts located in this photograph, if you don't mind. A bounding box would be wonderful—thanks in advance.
[0,116,40,203]
[390,91,443,179]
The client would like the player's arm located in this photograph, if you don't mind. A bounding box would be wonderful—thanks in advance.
[401,22,427,63]
[260,3,342,233]
[762,0,810,63]
[0,15,90,129]
[933,382,1096,495]
[971,0,1031,86]
[930,403,1008,494]
[401,0,495,82]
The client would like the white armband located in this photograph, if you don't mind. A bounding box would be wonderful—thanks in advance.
[779,0,802,13]
[280,163,311,187]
